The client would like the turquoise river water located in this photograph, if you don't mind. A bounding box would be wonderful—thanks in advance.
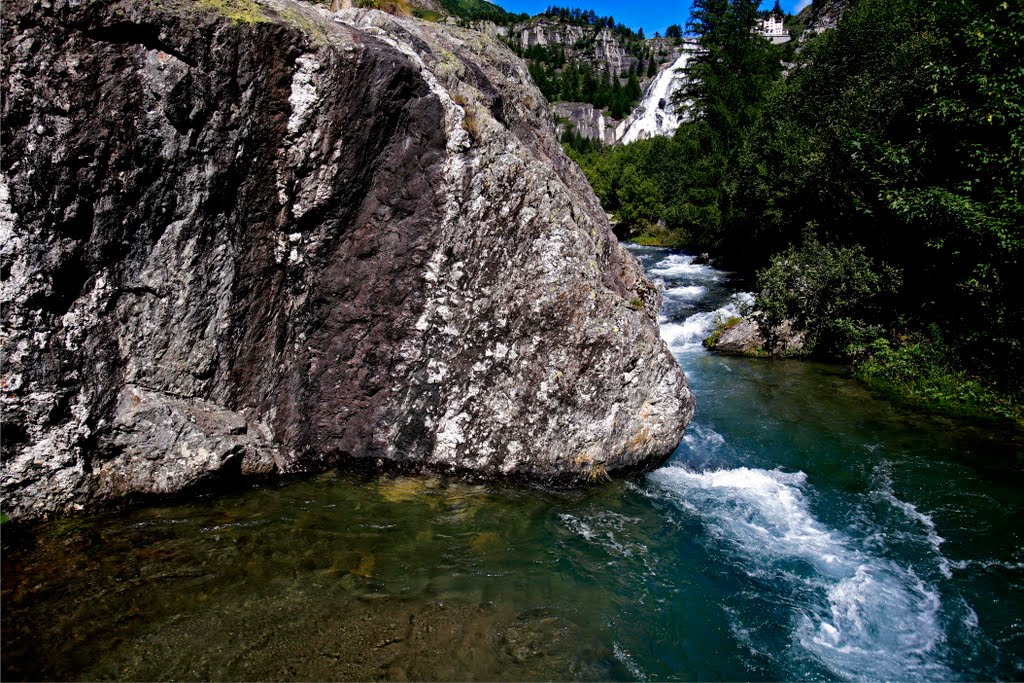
[3,246,1023,681]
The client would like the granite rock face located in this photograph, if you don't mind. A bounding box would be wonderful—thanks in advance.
[0,0,694,520]
[517,20,637,76]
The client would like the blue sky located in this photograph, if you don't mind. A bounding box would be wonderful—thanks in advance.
[495,0,813,36]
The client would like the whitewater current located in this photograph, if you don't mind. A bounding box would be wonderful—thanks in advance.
[615,246,1012,681]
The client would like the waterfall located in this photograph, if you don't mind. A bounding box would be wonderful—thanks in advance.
[617,46,698,145]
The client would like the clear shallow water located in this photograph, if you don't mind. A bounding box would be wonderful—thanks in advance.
[3,247,1023,681]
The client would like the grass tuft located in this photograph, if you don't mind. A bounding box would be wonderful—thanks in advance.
[853,336,1024,426]
[193,0,268,23]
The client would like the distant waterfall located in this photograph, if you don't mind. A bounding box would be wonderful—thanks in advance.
[617,46,698,145]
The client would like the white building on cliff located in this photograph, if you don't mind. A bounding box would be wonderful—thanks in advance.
[758,4,791,44]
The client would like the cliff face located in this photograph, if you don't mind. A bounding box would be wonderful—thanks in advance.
[800,0,859,42]
[0,0,694,520]
[552,102,616,145]
[517,20,637,76]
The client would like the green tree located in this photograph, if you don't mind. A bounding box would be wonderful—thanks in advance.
[616,166,663,228]
[734,0,1023,384]
[679,0,779,147]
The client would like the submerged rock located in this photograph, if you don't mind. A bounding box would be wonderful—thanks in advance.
[0,0,693,519]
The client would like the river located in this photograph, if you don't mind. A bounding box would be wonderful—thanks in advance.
[3,246,1022,681]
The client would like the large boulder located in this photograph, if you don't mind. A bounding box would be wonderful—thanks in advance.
[0,0,694,519]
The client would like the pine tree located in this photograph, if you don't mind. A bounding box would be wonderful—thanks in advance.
[678,0,778,144]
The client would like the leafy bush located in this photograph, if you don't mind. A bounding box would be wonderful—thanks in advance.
[854,335,1023,426]
[704,316,742,348]
[355,0,411,13]
[438,0,518,24]
[755,237,900,357]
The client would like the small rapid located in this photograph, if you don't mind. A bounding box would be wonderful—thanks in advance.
[651,464,950,680]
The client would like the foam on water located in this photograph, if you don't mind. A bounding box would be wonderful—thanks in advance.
[651,465,952,680]
[647,253,722,281]
[871,464,953,579]
[663,285,706,301]
[612,641,646,681]
[559,511,648,564]
[951,558,1024,572]
[682,423,726,454]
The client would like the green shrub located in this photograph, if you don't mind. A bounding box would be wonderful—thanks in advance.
[412,7,442,21]
[704,316,742,348]
[854,335,1023,425]
[755,236,900,357]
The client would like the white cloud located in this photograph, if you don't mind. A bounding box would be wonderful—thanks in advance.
[794,0,813,12]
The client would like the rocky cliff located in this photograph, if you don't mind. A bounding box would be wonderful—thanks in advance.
[552,102,616,145]
[517,20,638,76]
[0,0,694,520]
[800,0,859,42]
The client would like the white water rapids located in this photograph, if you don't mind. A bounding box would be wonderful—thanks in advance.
[630,246,961,680]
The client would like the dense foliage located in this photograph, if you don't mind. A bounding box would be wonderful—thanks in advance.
[568,0,1023,419]
[437,0,524,24]
[539,5,621,32]
[754,237,900,358]
[530,57,644,117]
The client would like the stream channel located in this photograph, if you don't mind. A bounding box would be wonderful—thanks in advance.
[3,246,1022,681]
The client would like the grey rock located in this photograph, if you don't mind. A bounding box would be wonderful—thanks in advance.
[0,0,694,520]
[552,102,617,145]
[706,315,806,356]
[516,20,637,76]
[96,386,281,501]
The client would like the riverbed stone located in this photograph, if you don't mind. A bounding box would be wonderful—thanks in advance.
[0,0,694,520]
[706,315,806,356]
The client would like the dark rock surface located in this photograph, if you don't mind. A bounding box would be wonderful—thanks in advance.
[0,0,694,519]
